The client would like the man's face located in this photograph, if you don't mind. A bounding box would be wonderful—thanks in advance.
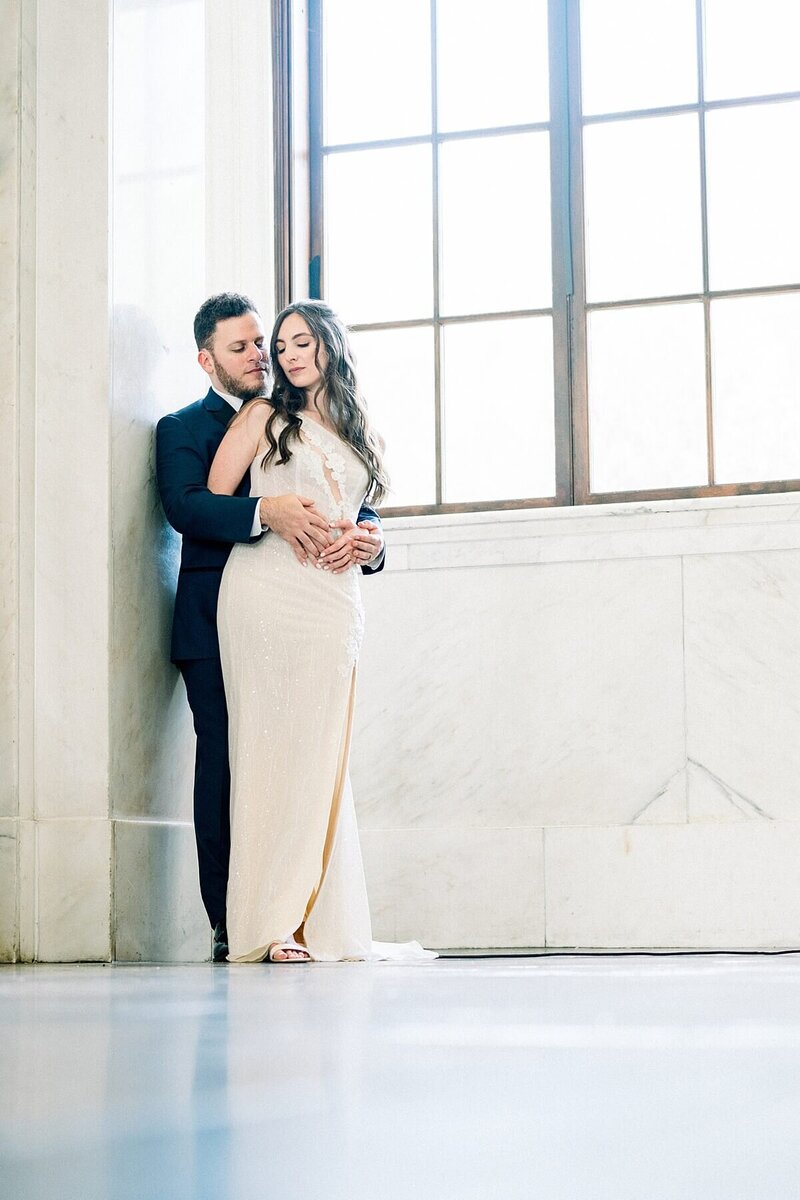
[198,311,269,400]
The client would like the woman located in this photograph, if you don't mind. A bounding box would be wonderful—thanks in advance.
[208,300,433,964]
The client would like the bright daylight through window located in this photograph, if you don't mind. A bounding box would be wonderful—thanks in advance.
[276,0,800,514]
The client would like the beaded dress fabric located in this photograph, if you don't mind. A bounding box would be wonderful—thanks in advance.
[218,416,433,963]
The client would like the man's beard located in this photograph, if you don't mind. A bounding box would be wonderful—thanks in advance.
[212,355,269,400]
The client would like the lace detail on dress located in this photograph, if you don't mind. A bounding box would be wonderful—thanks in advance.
[340,603,365,678]
[300,419,350,520]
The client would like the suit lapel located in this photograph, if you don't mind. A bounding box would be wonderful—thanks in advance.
[203,387,236,430]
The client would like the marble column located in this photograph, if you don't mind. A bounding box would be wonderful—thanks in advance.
[0,0,22,960]
[110,0,275,961]
[0,0,114,962]
[1,0,274,961]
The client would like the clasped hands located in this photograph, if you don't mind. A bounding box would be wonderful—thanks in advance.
[259,494,382,572]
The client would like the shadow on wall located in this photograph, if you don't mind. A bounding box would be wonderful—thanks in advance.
[110,304,194,827]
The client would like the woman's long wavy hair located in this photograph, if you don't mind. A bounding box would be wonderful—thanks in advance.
[258,299,388,505]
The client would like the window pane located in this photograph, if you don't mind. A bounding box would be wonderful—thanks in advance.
[706,101,800,292]
[580,0,697,116]
[588,304,707,493]
[711,293,800,484]
[436,0,549,132]
[323,0,431,144]
[349,326,436,507]
[704,0,800,102]
[439,132,552,316]
[442,318,555,502]
[583,114,703,302]
[325,145,432,324]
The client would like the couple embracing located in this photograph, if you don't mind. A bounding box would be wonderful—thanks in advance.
[157,293,433,965]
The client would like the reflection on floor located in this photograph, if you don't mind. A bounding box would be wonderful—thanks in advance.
[2,954,800,1199]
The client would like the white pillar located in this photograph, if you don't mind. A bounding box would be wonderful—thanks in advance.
[1,0,275,962]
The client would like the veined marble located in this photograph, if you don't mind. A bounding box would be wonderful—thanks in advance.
[5,0,800,961]
[545,821,800,948]
[114,820,208,962]
[34,1,111,820]
[381,492,800,571]
[35,820,111,962]
[361,826,544,948]
[0,1,20,824]
[352,555,686,830]
[0,820,17,960]
[684,550,800,824]
[110,0,205,829]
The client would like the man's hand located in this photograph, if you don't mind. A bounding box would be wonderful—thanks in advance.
[318,518,384,574]
[259,494,331,564]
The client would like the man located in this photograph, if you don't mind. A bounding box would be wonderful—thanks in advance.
[156,293,384,962]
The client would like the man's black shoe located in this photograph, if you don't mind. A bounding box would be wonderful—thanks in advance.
[212,922,229,963]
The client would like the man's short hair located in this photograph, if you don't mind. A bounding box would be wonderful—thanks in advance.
[194,292,258,351]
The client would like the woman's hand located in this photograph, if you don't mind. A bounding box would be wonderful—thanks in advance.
[318,519,384,574]
[260,494,331,564]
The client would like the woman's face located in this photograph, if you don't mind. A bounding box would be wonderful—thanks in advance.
[274,313,327,396]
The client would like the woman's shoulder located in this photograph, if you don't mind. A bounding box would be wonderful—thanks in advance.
[240,396,274,419]
[234,397,275,434]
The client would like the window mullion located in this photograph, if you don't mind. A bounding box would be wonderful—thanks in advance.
[430,0,443,507]
[549,0,575,506]
[696,0,716,487]
[307,0,323,298]
[272,0,291,311]
[564,0,590,504]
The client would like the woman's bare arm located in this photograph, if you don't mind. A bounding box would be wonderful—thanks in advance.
[207,399,330,563]
[207,400,270,495]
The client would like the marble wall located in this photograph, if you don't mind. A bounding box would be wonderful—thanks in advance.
[0,0,21,956]
[1,0,274,963]
[109,0,275,961]
[355,496,800,949]
[110,491,800,956]
[3,0,115,963]
[105,490,800,957]
[4,3,800,961]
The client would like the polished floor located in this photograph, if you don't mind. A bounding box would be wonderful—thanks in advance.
[2,954,800,1199]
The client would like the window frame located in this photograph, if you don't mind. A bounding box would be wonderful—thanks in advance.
[273,0,800,515]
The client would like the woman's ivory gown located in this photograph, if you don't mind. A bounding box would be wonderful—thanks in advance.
[218,417,433,963]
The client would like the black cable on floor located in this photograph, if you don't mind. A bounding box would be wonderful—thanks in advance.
[439,947,800,958]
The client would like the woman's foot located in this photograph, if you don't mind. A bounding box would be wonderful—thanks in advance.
[267,941,312,963]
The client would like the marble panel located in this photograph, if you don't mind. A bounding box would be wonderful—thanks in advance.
[383,492,800,573]
[205,0,274,307]
[545,822,800,948]
[0,820,17,961]
[34,1,111,819]
[36,820,112,962]
[17,818,35,962]
[0,2,19,823]
[110,0,207,823]
[352,555,686,829]
[386,490,800,543]
[114,820,209,962]
[361,826,544,948]
[15,0,36,829]
[684,550,800,823]
[404,519,800,572]
[112,661,195,822]
[381,541,409,573]
[108,346,194,826]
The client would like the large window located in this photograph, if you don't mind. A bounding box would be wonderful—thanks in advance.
[275,0,800,513]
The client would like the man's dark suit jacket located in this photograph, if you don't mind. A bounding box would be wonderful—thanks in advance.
[156,387,384,663]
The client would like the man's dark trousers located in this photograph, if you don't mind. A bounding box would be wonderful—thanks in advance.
[179,656,231,926]
[156,386,384,929]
